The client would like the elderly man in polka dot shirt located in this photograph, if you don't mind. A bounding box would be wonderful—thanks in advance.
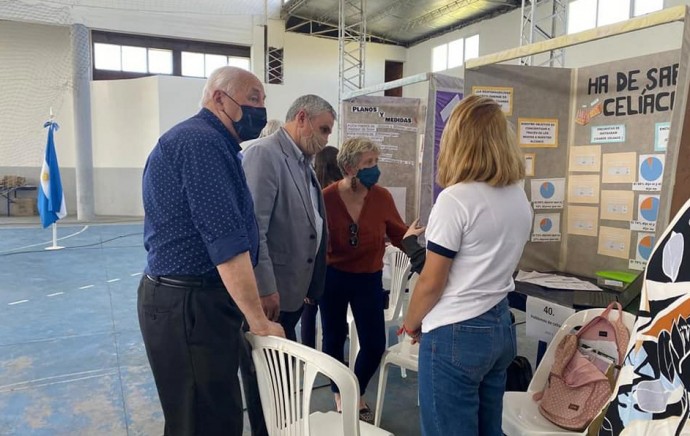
[138,66,284,436]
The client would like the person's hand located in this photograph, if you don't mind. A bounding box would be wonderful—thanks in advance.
[404,218,426,239]
[396,324,422,344]
[261,292,280,321]
[251,320,285,338]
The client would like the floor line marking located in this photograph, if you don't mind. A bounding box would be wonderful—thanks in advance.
[130,272,142,277]
[107,278,120,283]
[0,225,89,254]
[78,285,94,290]
[46,292,64,297]
[8,300,29,305]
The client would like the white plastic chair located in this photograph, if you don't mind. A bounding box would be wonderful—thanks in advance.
[502,308,636,436]
[245,333,394,436]
[373,273,420,427]
[348,247,411,370]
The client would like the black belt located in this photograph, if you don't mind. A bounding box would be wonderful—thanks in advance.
[145,274,224,288]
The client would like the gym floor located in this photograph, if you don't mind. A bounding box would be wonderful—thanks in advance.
[0,219,537,435]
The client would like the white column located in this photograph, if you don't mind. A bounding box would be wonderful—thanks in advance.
[71,24,95,221]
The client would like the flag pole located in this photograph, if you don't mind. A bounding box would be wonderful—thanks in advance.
[43,107,65,251]
[45,222,64,250]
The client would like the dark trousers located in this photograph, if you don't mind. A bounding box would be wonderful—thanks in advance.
[319,266,386,395]
[300,301,319,348]
[239,307,304,436]
[137,275,244,436]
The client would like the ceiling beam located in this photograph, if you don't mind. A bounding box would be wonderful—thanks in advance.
[280,0,311,19]
[402,0,484,31]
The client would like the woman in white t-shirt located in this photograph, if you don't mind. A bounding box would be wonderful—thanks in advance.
[402,95,532,436]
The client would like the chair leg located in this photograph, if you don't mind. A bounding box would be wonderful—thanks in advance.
[392,333,407,379]
[348,318,359,370]
[374,359,391,427]
[316,310,323,352]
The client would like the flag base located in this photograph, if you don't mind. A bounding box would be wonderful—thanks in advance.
[44,223,64,250]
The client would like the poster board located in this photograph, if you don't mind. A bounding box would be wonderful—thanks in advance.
[340,96,421,222]
[465,49,686,278]
[465,64,571,272]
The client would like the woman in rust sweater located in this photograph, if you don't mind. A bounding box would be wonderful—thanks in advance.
[319,137,407,423]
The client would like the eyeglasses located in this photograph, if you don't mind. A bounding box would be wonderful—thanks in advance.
[349,222,359,247]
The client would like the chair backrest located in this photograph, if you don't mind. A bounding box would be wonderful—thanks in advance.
[384,247,411,322]
[246,333,361,436]
[528,308,636,394]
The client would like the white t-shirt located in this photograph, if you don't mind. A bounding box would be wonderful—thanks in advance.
[422,181,532,333]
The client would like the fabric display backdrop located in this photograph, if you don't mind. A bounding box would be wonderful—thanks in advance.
[599,198,690,435]
[419,73,464,225]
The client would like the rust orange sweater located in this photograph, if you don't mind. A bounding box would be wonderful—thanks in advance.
[323,183,407,273]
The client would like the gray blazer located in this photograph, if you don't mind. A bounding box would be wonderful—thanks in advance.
[241,129,327,313]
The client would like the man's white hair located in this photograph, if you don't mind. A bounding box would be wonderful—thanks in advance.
[200,66,247,107]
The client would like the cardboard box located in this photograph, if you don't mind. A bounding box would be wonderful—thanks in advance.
[11,198,37,216]
[1,175,26,188]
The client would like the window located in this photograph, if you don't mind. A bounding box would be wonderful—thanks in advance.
[431,35,480,72]
[598,0,630,26]
[567,0,663,34]
[635,0,663,16]
[92,31,250,80]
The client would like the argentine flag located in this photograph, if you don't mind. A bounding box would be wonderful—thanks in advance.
[37,121,66,228]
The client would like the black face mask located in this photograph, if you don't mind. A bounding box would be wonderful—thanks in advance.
[222,92,267,141]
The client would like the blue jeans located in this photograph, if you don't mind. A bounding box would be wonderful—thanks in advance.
[418,298,516,436]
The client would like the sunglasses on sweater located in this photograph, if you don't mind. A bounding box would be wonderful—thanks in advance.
[349,222,358,248]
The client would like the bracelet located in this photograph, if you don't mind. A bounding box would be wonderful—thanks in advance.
[397,324,421,338]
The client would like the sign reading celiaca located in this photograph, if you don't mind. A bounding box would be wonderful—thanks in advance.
[586,63,679,117]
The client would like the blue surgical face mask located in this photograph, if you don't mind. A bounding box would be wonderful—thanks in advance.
[356,165,381,189]
[222,92,267,141]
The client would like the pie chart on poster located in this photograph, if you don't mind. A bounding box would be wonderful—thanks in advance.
[540,218,553,232]
[638,235,655,261]
[640,197,660,222]
[540,182,555,199]
[640,157,664,182]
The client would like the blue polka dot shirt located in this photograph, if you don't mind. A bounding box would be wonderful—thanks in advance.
[143,108,259,277]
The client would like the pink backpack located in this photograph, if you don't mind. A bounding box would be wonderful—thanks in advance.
[534,302,630,431]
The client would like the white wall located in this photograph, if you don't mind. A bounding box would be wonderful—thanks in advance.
[0,0,281,45]
[0,18,406,216]
[4,1,688,217]
[403,1,689,100]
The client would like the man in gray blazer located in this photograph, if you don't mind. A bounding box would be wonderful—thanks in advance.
[241,94,335,340]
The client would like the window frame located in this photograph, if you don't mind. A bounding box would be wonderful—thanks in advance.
[91,31,251,80]
[431,34,480,72]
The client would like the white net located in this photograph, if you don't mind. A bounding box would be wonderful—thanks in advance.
[0,0,282,168]
[0,20,74,168]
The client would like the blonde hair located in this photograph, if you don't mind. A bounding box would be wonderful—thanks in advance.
[437,95,524,188]
[337,137,380,175]
[259,119,282,137]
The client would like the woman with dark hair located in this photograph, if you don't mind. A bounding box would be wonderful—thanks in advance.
[300,146,343,349]
[314,145,343,188]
